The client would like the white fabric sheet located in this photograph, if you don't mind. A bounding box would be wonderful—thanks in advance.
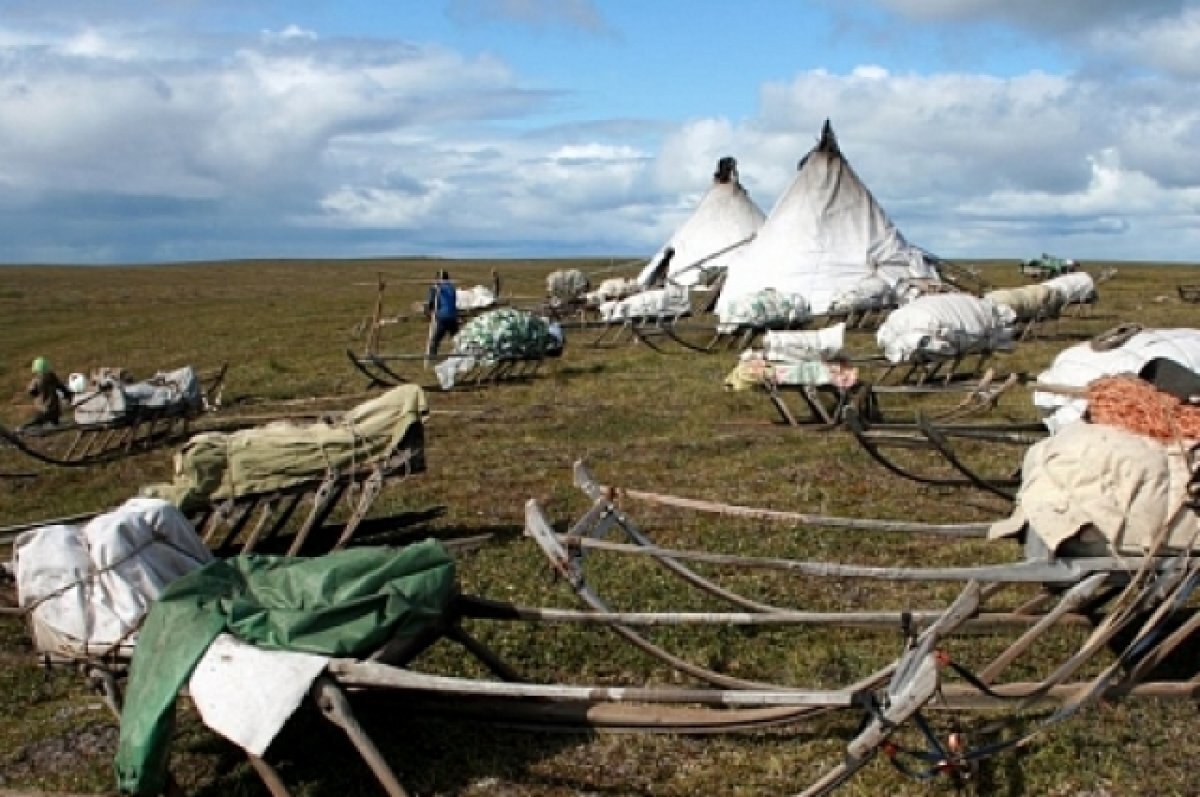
[1034,328,1200,432]
[990,422,1200,555]
[456,285,497,311]
[190,634,328,756]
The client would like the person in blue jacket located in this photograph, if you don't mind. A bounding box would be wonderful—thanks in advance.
[425,269,459,362]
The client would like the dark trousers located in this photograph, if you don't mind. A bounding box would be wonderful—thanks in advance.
[427,317,460,358]
[21,406,61,431]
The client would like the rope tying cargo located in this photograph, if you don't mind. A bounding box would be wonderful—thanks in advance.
[1086,374,1200,442]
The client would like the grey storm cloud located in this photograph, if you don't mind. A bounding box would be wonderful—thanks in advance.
[871,0,1188,34]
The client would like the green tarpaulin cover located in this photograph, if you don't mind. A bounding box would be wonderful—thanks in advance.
[115,540,456,795]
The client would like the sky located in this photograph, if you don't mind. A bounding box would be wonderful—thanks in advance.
[1,0,1199,265]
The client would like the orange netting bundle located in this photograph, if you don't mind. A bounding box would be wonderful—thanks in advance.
[1086,374,1200,442]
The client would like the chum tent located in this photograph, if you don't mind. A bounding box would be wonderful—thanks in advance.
[716,121,940,319]
[637,157,766,288]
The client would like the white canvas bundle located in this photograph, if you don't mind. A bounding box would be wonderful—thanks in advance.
[586,277,641,306]
[1042,272,1096,305]
[985,284,1063,323]
[456,285,497,310]
[716,122,939,318]
[763,322,846,362]
[546,269,590,301]
[876,294,1014,364]
[73,366,201,426]
[716,289,811,333]
[13,498,211,657]
[990,423,1200,555]
[637,160,766,288]
[828,274,895,313]
[1033,328,1200,432]
[599,285,691,322]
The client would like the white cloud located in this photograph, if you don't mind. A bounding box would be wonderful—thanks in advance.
[1,13,1200,263]
[647,67,1200,260]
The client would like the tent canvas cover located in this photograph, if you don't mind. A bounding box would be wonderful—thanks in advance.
[716,121,939,319]
[637,157,766,288]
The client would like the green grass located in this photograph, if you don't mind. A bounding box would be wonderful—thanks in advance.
[2,257,1200,795]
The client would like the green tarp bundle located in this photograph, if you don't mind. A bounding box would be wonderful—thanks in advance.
[115,540,456,795]
[143,384,427,512]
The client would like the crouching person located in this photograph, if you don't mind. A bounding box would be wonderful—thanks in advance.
[23,356,72,429]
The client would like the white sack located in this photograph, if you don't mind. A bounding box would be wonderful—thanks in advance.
[828,275,895,313]
[1042,272,1096,305]
[546,269,590,301]
[73,366,201,426]
[763,323,846,362]
[586,278,641,306]
[716,289,811,333]
[876,294,1014,364]
[985,284,1062,323]
[456,285,497,311]
[13,498,212,657]
[600,285,691,322]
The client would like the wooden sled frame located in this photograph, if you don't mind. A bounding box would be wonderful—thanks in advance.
[524,461,1200,794]
[0,364,228,468]
[843,406,1046,500]
[346,348,548,390]
[761,368,1023,430]
[195,421,426,557]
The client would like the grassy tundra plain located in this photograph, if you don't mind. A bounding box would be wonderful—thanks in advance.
[2,258,1200,796]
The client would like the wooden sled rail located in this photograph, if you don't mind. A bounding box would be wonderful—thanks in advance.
[346,348,548,390]
[843,406,1044,499]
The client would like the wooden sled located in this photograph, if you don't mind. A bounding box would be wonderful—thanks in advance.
[843,406,1045,499]
[531,461,1200,794]
[761,368,1023,430]
[195,421,426,557]
[347,348,548,390]
[0,364,227,468]
[1179,284,1200,303]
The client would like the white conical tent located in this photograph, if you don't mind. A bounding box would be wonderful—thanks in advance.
[716,121,939,318]
[637,157,766,288]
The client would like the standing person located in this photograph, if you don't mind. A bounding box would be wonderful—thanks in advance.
[23,356,72,429]
[425,270,459,364]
